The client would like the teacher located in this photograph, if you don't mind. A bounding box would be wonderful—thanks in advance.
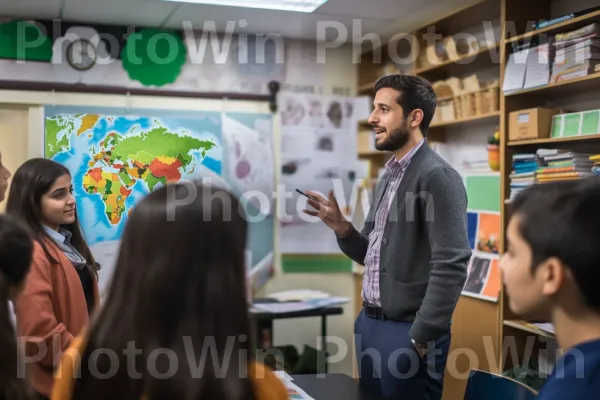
[304,74,471,400]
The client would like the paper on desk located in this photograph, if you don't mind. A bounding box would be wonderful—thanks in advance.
[267,289,331,301]
[274,370,294,381]
[252,297,350,313]
[284,379,315,400]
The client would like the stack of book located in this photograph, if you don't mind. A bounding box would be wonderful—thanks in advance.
[509,153,537,201]
[536,149,595,183]
[551,23,600,83]
[590,154,600,175]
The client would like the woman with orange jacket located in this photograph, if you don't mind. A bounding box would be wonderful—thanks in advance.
[51,182,287,400]
[6,158,100,400]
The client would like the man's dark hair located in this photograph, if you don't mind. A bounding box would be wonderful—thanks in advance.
[510,178,600,311]
[373,74,437,136]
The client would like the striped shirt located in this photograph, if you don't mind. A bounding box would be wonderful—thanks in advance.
[363,139,424,306]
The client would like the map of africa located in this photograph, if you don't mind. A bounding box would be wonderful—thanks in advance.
[45,106,275,297]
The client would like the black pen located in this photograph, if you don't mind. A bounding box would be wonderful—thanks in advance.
[295,189,318,201]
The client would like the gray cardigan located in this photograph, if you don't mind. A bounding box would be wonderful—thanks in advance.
[337,141,471,344]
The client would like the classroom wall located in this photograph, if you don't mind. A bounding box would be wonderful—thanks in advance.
[0,106,29,213]
[259,43,359,376]
[0,41,359,375]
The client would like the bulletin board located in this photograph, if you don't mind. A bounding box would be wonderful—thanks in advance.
[462,173,502,302]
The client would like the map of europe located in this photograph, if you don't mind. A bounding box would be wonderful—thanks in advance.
[45,106,275,297]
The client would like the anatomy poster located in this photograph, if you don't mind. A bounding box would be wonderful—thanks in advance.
[278,93,359,254]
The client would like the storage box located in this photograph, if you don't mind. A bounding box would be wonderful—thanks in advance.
[508,107,562,141]
[551,109,600,138]
[358,130,375,153]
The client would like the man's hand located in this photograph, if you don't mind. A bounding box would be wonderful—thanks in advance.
[303,190,352,236]
[413,341,426,358]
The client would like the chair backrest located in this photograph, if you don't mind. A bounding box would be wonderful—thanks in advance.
[464,369,538,400]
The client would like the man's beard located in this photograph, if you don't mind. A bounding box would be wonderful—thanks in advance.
[374,124,410,152]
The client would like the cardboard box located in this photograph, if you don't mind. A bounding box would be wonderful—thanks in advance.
[358,130,375,154]
[509,107,562,141]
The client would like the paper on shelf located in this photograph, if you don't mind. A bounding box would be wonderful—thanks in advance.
[531,322,555,334]
[502,48,529,93]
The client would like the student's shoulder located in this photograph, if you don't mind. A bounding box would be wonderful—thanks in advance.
[249,362,289,400]
[538,342,600,399]
[31,238,62,264]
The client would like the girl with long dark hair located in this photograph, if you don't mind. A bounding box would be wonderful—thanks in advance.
[6,158,100,400]
[51,182,287,400]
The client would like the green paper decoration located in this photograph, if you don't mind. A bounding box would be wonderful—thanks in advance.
[121,28,187,87]
[0,20,52,62]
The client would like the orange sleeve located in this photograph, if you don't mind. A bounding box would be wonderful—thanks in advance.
[51,335,86,400]
[250,362,289,400]
[14,243,74,368]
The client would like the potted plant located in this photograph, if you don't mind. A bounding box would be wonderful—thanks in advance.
[487,128,500,171]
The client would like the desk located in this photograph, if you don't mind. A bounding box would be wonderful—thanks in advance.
[292,373,385,400]
[250,302,344,373]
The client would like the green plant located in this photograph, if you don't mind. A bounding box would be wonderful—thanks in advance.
[488,128,500,145]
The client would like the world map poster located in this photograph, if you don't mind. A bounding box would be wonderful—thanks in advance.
[44,106,275,297]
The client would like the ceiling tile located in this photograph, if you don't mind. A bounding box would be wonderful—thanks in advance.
[163,3,391,41]
[0,0,63,20]
[61,0,177,27]
[315,0,420,20]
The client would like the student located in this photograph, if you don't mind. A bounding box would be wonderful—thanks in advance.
[0,215,35,400]
[500,178,600,399]
[6,158,100,400]
[51,182,287,400]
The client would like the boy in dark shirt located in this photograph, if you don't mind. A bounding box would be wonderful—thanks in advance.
[500,178,600,399]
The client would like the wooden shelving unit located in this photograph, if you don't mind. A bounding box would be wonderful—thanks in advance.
[498,0,600,378]
[504,72,600,98]
[430,111,500,128]
[503,320,556,340]
[505,9,600,43]
[507,133,600,146]
[354,0,600,395]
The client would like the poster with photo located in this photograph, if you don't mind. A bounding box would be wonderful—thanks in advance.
[462,173,502,302]
[462,252,501,302]
[278,93,359,254]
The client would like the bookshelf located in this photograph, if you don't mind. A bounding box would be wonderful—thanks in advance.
[352,0,600,395]
[499,0,600,380]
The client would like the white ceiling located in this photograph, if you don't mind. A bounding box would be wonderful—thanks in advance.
[0,0,483,42]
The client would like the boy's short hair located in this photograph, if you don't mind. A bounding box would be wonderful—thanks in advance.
[510,178,600,310]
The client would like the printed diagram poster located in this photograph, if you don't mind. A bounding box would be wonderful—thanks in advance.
[462,173,501,302]
[278,93,359,254]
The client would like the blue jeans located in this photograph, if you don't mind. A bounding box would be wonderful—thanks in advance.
[354,308,451,400]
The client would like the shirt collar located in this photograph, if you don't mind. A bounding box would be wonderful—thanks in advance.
[385,139,425,170]
[43,225,72,244]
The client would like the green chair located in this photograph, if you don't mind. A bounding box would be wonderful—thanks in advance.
[464,369,538,400]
